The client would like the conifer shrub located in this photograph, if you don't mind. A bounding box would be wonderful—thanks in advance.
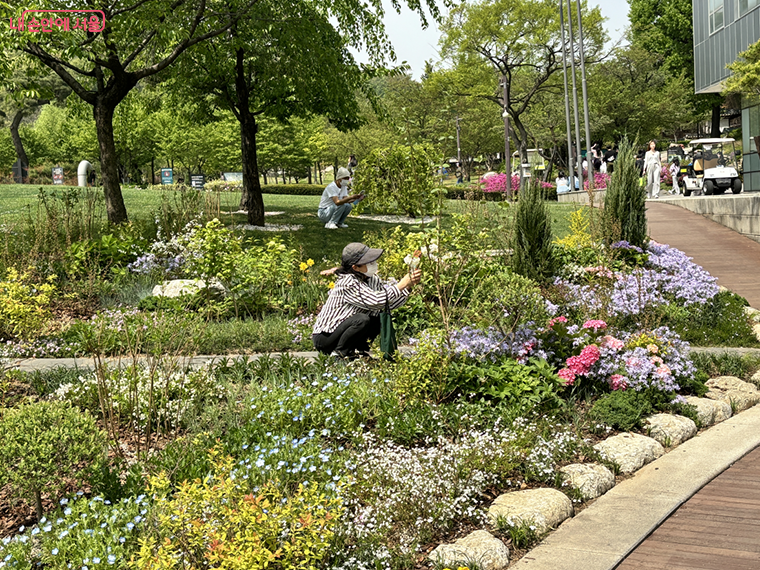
[509,181,556,283]
[603,137,647,249]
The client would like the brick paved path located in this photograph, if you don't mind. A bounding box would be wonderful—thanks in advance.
[647,201,760,308]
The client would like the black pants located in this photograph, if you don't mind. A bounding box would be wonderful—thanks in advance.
[312,313,381,355]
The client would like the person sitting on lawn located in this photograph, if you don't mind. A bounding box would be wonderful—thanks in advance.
[317,167,364,230]
[312,242,421,358]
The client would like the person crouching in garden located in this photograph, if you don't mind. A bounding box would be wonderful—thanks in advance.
[317,167,364,230]
[312,242,421,358]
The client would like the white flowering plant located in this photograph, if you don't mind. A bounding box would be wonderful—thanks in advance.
[53,363,226,435]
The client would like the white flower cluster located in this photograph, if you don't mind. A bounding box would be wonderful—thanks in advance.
[53,363,225,432]
[338,427,523,553]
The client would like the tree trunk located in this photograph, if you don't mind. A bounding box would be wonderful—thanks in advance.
[94,100,129,224]
[235,48,265,226]
[10,110,29,182]
[262,170,268,185]
[711,104,721,138]
[34,488,43,521]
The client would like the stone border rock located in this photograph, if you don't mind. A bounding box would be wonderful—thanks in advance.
[429,377,760,569]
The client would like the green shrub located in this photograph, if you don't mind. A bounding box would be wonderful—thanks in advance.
[465,271,548,333]
[0,401,106,519]
[510,181,556,283]
[261,183,324,195]
[602,136,647,249]
[393,329,453,402]
[134,452,341,570]
[450,356,564,412]
[690,351,760,382]
[354,144,442,217]
[668,291,759,347]
[0,267,57,341]
[588,389,654,431]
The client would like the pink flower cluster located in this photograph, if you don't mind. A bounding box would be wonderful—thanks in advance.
[582,320,608,331]
[548,316,568,328]
[558,368,576,385]
[609,374,628,390]
[566,344,601,376]
[600,335,624,350]
[584,266,614,279]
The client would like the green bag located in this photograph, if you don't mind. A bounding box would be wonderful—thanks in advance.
[379,297,397,361]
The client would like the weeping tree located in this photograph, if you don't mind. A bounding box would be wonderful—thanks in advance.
[602,137,647,248]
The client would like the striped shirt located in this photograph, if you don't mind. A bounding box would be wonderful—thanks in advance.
[312,273,410,335]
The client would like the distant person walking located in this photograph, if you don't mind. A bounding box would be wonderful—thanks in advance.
[643,140,661,199]
[317,167,364,230]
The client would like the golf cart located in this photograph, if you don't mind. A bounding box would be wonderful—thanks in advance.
[681,138,742,196]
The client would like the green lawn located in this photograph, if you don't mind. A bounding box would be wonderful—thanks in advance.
[0,184,576,262]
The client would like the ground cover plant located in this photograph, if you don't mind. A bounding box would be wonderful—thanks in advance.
[0,183,757,568]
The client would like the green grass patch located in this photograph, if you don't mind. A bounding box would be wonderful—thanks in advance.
[0,183,575,264]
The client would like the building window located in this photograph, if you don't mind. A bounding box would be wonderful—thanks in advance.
[709,0,724,33]
[740,0,760,16]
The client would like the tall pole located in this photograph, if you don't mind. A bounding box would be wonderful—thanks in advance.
[565,0,583,191]
[559,1,574,189]
[575,0,593,189]
[502,73,511,195]
[456,116,462,165]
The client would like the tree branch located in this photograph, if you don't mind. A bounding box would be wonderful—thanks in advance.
[22,43,95,104]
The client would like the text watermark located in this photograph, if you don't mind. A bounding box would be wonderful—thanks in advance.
[9,10,105,33]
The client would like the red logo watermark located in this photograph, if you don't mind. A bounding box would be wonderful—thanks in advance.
[9,10,105,33]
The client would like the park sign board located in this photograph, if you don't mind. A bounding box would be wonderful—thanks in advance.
[52,166,64,185]
[161,168,173,185]
[190,174,205,189]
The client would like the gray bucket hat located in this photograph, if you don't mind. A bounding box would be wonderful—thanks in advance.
[342,242,383,267]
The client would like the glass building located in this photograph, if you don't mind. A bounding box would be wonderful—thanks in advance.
[694,0,760,190]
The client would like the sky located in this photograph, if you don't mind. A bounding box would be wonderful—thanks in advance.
[371,0,632,79]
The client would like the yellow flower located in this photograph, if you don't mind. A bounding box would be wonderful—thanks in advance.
[299,262,308,272]
[328,281,335,289]
[307,258,315,267]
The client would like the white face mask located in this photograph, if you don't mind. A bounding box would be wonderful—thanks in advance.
[364,260,378,277]
[340,180,349,190]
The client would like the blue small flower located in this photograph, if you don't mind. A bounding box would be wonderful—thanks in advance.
[51,548,59,555]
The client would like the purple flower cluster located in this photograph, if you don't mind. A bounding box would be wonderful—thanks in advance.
[442,325,549,364]
[0,338,79,359]
[555,242,718,317]
[553,278,603,312]
[610,269,667,316]
[287,314,317,344]
[610,241,643,253]
[646,241,719,306]
[128,253,185,276]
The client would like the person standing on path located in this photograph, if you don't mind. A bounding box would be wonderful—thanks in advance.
[643,140,662,199]
[317,167,364,230]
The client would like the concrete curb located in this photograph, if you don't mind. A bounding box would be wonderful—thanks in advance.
[514,404,760,569]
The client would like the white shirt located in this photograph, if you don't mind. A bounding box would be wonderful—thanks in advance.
[319,181,348,210]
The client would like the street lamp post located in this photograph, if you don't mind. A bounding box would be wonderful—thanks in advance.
[559,0,574,190]
[565,0,584,191]
[575,0,593,189]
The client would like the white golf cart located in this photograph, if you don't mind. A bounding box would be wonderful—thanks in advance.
[681,138,742,196]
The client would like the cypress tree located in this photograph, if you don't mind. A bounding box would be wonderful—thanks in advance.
[510,180,556,283]
[603,137,648,248]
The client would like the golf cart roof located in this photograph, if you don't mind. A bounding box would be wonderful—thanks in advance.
[690,138,735,145]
